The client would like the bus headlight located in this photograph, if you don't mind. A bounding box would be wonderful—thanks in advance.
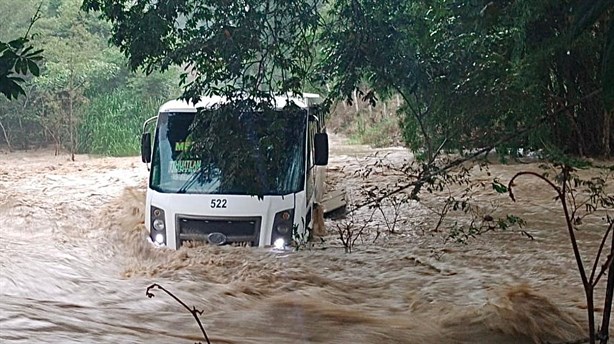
[276,224,291,234]
[272,209,294,246]
[273,238,286,250]
[153,218,165,231]
[150,206,166,245]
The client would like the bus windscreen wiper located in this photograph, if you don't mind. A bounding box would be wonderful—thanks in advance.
[177,168,203,193]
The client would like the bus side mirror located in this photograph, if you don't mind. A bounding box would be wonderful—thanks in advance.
[314,133,328,166]
[141,132,152,163]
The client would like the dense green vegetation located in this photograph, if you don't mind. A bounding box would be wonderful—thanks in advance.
[0,0,180,156]
[82,0,611,159]
[328,97,403,147]
[320,0,613,158]
[1,0,612,159]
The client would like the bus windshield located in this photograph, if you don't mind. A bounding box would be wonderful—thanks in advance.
[150,110,306,195]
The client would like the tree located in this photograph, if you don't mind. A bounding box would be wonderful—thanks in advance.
[506,161,613,344]
[319,0,613,158]
[81,0,322,105]
[32,0,122,158]
[0,2,43,150]
[0,0,180,154]
[82,0,612,159]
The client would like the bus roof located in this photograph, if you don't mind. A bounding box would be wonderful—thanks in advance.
[158,94,321,113]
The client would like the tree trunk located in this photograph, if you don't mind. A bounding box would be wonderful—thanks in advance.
[69,92,74,161]
[598,231,613,344]
[0,120,11,152]
[18,117,25,150]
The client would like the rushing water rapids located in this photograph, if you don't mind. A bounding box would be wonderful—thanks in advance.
[0,138,610,343]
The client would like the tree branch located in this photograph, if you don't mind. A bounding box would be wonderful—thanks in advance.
[598,225,613,344]
[347,88,603,214]
[590,221,613,287]
[24,2,43,38]
[146,284,211,344]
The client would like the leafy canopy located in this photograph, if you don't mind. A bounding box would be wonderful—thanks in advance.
[82,0,613,159]
[0,0,180,153]
[81,0,323,105]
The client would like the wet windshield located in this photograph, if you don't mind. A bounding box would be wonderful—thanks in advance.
[150,110,306,195]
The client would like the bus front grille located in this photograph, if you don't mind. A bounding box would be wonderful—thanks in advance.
[176,216,261,246]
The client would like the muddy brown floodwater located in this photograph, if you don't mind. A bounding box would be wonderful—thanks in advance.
[0,136,611,343]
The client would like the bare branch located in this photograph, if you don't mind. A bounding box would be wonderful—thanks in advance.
[146,284,211,344]
[599,227,613,344]
[590,221,613,286]
[507,171,562,202]
[24,2,43,38]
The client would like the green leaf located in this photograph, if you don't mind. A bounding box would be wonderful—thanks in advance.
[25,49,44,58]
[7,37,25,51]
[492,180,508,194]
[27,60,40,77]
[15,59,26,75]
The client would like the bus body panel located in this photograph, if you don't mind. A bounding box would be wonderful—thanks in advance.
[145,189,310,249]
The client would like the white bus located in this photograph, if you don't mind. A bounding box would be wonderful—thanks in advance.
[140,94,328,249]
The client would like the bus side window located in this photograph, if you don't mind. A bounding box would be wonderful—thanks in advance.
[306,121,316,200]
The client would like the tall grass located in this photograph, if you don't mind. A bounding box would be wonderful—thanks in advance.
[328,96,403,148]
[348,113,401,147]
[78,90,163,156]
